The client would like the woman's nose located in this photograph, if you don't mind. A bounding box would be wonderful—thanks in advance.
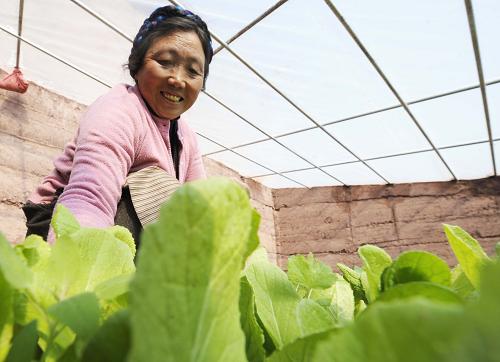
[167,70,185,88]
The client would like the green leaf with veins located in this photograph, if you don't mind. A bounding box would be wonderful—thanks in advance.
[129,178,257,362]
[287,253,337,291]
[358,245,392,303]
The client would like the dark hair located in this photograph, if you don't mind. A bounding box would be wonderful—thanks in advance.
[128,6,213,85]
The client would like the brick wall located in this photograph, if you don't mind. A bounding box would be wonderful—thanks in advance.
[273,177,500,269]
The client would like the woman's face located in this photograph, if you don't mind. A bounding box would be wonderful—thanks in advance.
[135,30,205,119]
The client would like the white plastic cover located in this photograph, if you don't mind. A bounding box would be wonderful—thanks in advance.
[1,0,499,188]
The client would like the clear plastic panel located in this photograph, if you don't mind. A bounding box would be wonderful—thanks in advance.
[485,83,500,139]
[323,162,385,185]
[208,150,270,177]
[0,0,19,31]
[283,168,342,188]
[2,0,497,188]
[495,141,500,175]
[366,151,453,184]
[472,0,500,80]
[228,0,398,125]
[184,92,267,147]
[235,139,311,173]
[196,134,223,155]
[253,174,301,189]
[325,108,430,159]
[278,128,357,166]
[335,0,477,101]
[0,33,17,71]
[128,0,277,42]
[440,143,494,180]
[409,89,488,147]
[0,0,20,70]
[21,42,110,105]
[21,0,133,104]
[80,0,143,39]
[205,49,313,136]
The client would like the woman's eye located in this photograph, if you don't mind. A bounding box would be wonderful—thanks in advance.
[188,68,201,76]
[157,60,172,67]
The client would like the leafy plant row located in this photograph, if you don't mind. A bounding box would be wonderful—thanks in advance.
[0,178,499,361]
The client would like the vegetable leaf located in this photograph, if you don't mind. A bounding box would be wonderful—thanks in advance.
[358,245,392,302]
[239,276,265,362]
[450,265,476,300]
[296,299,335,337]
[337,263,366,302]
[129,178,255,362]
[382,250,451,290]
[287,253,336,291]
[5,321,38,362]
[82,310,130,362]
[377,282,462,304]
[51,204,80,239]
[443,224,489,288]
[246,260,334,351]
[328,280,355,326]
[0,272,14,362]
[0,233,32,289]
[47,292,100,341]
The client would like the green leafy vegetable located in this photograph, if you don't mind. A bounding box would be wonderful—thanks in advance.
[382,250,451,290]
[287,253,336,291]
[47,292,100,341]
[51,203,80,239]
[296,299,335,337]
[336,263,366,302]
[245,261,302,351]
[443,224,489,288]
[358,245,392,302]
[129,178,256,362]
[377,282,462,304]
[82,310,130,362]
[246,259,334,352]
[0,272,14,362]
[328,280,355,325]
[0,234,32,290]
[239,277,265,362]
[450,265,476,300]
[5,321,38,362]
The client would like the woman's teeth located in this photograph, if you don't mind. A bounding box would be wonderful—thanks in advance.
[161,92,181,103]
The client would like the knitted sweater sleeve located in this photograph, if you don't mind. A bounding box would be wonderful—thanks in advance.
[56,94,141,228]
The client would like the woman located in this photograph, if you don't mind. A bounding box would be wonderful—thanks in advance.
[22,5,213,243]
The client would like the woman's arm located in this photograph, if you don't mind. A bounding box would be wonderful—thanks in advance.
[56,97,141,228]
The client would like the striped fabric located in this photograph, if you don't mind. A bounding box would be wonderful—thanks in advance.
[125,166,180,226]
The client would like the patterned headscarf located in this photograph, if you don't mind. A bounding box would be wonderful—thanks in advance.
[133,5,213,59]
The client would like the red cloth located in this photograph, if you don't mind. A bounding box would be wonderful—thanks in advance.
[0,68,29,93]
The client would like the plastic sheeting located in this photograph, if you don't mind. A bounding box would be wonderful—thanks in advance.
[1,0,499,188]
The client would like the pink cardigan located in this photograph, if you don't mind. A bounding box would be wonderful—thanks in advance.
[29,84,206,229]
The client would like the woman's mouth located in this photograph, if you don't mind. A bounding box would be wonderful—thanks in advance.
[161,91,183,103]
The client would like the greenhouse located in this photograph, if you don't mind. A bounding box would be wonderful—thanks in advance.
[0,0,499,361]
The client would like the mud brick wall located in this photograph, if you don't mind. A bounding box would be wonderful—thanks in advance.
[0,70,84,244]
[273,177,500,270]
[0,70,276,262]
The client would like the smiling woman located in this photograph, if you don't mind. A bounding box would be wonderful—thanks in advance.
[135,31,205,120]
[21,5,213,245]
